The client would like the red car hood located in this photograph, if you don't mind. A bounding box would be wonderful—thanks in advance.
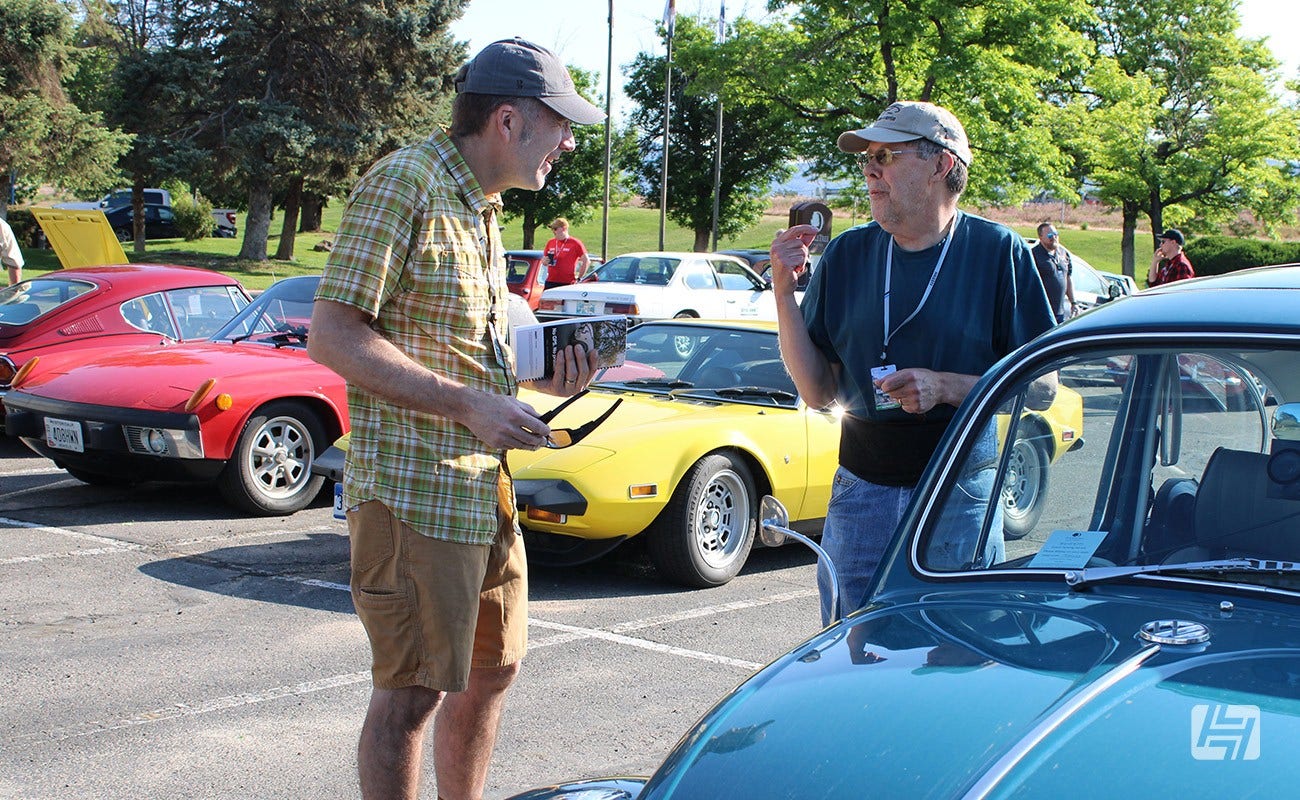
[18,340,342,411]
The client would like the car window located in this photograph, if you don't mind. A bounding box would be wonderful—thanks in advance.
[164,286,249,339]
[506,257,534,284]
[680,262,717,290]
[714,260,758,291]
[121,292,179,338]
[1071,257,1104,295]
[0,278,98,326]
[918,345,1295,589]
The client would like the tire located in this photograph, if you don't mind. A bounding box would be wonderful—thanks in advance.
[217,400,327,516]
[64,467,133,487]
[647,453,756,587]
[1001,429,1051,540]
[671,311,698,358]
[115,228,132,243]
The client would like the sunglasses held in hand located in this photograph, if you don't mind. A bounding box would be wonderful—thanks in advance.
[532,390,623,449]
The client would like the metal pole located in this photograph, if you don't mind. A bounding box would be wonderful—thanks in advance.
[601,0,614,260]
[658,32,673,251]
[710,100,723,251]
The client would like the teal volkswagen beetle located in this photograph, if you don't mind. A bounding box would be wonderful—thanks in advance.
[510,264,1300,799]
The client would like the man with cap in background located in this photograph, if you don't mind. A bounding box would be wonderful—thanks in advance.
[770,101,1054,623]
[1147,228,1195,286]
[309,38,604,800]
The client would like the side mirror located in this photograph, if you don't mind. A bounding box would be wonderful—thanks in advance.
[1107,282,1123,300]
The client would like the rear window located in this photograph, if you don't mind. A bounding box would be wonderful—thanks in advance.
[0,278,97,327]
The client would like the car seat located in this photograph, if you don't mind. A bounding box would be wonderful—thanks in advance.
[1176,447,1300,562]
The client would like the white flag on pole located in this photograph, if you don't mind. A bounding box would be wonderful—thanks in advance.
[718,1,726,43]
[663,0,676,37]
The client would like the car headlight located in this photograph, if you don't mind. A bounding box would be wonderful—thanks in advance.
[124,426,204,458]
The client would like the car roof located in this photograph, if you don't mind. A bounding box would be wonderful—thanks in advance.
[1043,263,1300,339]
[507,250,544,258]
[608,251,744,261]
[638,317,777,333]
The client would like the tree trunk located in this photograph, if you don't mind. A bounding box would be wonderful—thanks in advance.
[0,172,11,218]
[521,208,538,249]
[1121,201,1140,279]
[299,193,324,232]
[693,228,710,252]
[130,178,148,255]
[275,176,302,261]
[239,184,274,261]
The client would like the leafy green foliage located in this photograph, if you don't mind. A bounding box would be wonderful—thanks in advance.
[1187,235,1300,276]
[171,190,216,241]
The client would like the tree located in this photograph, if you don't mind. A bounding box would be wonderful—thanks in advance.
[201,0,468,260]
[500,68,636,251]
[1083,0,1300,275]
[0,0,131,215]
[699,0,1097,207]
[624,17,798,252]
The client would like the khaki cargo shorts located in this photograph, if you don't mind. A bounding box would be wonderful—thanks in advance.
[346,474,527,693]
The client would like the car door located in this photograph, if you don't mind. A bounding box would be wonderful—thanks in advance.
[675,259,728,318]
[713,259,774,320]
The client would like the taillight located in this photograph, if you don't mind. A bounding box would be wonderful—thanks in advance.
[538,298,563,312]
[606,302,639,315]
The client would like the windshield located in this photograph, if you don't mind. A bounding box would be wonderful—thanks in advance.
[917,344,1300,592]
[596,322,797,407]
[213,276,318,344]
[583,254,681,286]
[0,278,97,327]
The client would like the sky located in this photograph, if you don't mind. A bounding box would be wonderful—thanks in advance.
[449,0,1299,119]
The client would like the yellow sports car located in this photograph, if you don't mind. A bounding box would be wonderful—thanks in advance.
[512,319,1083,588]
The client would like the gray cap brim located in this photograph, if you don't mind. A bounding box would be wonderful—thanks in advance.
[541,94,606,126]
[837,127,919,152]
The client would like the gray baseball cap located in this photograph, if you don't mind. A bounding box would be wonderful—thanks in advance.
[454,38,606,125]
[837,101,972,166]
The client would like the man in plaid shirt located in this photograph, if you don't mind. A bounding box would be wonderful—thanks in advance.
[1147,228,1196,286]
[309,39,604,800]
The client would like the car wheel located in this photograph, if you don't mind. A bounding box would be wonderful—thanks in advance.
[672,312,698,358]
[1001,429,1051,540]
[647,453,756,587]
[115,228,132,243]
[64,467,133,487]
[217,400,327,516]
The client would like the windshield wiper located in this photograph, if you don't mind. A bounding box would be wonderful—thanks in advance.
[713,386,797,403]
[1066,557,1300,590]
[619,378,694,389]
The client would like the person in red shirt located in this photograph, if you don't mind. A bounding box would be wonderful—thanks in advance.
[1147,228,1195,287]
[542,217,590,287]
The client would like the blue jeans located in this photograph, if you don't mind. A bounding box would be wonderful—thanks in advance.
[818,428,1005,625]
[817,467,913,625]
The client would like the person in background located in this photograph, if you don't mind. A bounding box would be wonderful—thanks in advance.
[1147,228,1195,286]
[308,38,604,800]
[542,217,590,288]
[769,101,1054,623]
[1030,222,1077,323]
[1,217,23,285]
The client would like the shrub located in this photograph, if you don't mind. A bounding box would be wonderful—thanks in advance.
[4,208,43,248]
[172,192,215,240]
[1186,236,1300,277]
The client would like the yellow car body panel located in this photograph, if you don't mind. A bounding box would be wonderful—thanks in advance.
[30,208,130,268]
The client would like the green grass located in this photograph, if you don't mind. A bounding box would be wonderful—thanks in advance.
[19,203,1129,291]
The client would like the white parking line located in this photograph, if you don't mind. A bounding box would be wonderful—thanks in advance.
[529,618,763,670]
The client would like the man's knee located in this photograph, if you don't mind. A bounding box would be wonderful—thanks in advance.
[370,685,443,731]
[468,661,520,696]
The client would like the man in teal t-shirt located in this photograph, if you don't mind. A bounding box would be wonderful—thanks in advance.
[770,101,1054,623]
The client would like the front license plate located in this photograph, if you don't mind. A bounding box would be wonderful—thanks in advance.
[45,417,85,453]
[576,300,598,316]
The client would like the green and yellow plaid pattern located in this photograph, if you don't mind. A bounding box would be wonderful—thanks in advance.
[315,130,515,545]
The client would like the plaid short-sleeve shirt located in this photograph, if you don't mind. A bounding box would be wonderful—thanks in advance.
[315,130,516,545]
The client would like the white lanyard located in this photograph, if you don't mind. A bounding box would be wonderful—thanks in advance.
[881,212,959,362]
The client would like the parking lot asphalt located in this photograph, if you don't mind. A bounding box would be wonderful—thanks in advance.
[0,436,820,799]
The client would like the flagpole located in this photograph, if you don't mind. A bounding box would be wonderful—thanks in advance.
[658,27,673,251]
[709,3,726,252]
[601,0,613,261]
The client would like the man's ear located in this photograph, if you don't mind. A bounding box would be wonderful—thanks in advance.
[932,149,955,182]
[492,103,521,142]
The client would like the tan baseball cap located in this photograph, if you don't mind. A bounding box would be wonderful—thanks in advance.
[454,38,606,125]
[837,101,972,165]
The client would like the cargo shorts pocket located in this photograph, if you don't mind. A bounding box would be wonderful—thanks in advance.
[347,500,398,574]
